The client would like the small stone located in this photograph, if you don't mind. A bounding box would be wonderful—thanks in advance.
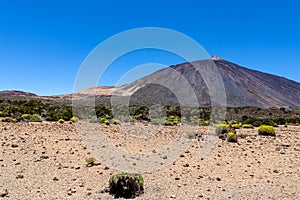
[175,177,180,180]
[16,174,24,179]
[103,166,109,170]
[53,177,59,181]
[170,194,176,198]
[40,155,49,159]
[0,189,8,197]
[183,163,189,167]
[11,144,19,148]
[281,143,290,147]
[162,155,167,159]
[86,192,92,196]
[216,177,221,181]
[273,169,279,173]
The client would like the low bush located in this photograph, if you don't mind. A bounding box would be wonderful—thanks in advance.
[21,114,31,121]
[58,119,65,124]
[109,173,144,198]
[69,116,78,123]
[204,120,210,126]
[258,125,275,136]
[227,132,238,143]
[164,116,179,126]
[0,117,12,122]
[112,119,121,125]
[242,124,254,129]
[232,123,241,129]
[86,157,96,166]
[215,124,229,134]
[30,114,42,122]
[100,117,110,125]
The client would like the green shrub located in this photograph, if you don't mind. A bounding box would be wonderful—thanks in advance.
[86,157,96,166]
[0,117,12,122]
[0,111,3,117]
[100,117,110,125]
[215,124,229,134]
[227,132,238,143]
[258,125,275,136]
[30,114,42,122]
[109,173,144,198]
[58,119,65,124]
[112,119,121,125]
[21,114,31,121]
[12,118,17,123]
[232,123,241,129]
[69,116,78,123]
[164,116,179,126]
[204,120,210,126]
[242,124,254,129]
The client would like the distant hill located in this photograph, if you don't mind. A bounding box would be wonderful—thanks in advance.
[1,56,300,109]
[0,90,37,97]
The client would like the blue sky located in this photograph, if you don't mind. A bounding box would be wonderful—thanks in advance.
[0,0,299,95]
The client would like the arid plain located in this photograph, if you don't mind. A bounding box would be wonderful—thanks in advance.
[0,122,299,199]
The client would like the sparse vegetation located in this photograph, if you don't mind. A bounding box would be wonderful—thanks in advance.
[232,123,241,129]
[100,117,110,125]
[227,132,238,142]
[112,119,121,125]
[258,125,275,136]
[58,119,65,124]
[69,116,78,123]
[242,124,254,129]
[30,114,42,122]
[215,124,229,134]
[85,157,96,166]
[109,173,144,198]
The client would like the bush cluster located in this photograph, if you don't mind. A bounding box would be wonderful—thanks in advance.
[258,125,275,136]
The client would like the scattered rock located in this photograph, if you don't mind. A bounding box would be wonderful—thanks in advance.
[16,174,24,179]
[170,194,176,198]
[0,189,8,197]
[11,144,19,148]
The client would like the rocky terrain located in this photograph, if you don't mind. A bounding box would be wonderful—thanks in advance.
[0,122,299,199]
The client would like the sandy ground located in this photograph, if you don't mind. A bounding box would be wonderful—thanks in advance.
[0,122,299,199]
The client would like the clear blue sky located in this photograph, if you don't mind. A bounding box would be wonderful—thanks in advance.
[0,0,299,95]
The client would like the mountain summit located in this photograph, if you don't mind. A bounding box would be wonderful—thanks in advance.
[114,58,300,109]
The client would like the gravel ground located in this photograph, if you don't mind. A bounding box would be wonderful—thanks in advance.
[0,122,299,199]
